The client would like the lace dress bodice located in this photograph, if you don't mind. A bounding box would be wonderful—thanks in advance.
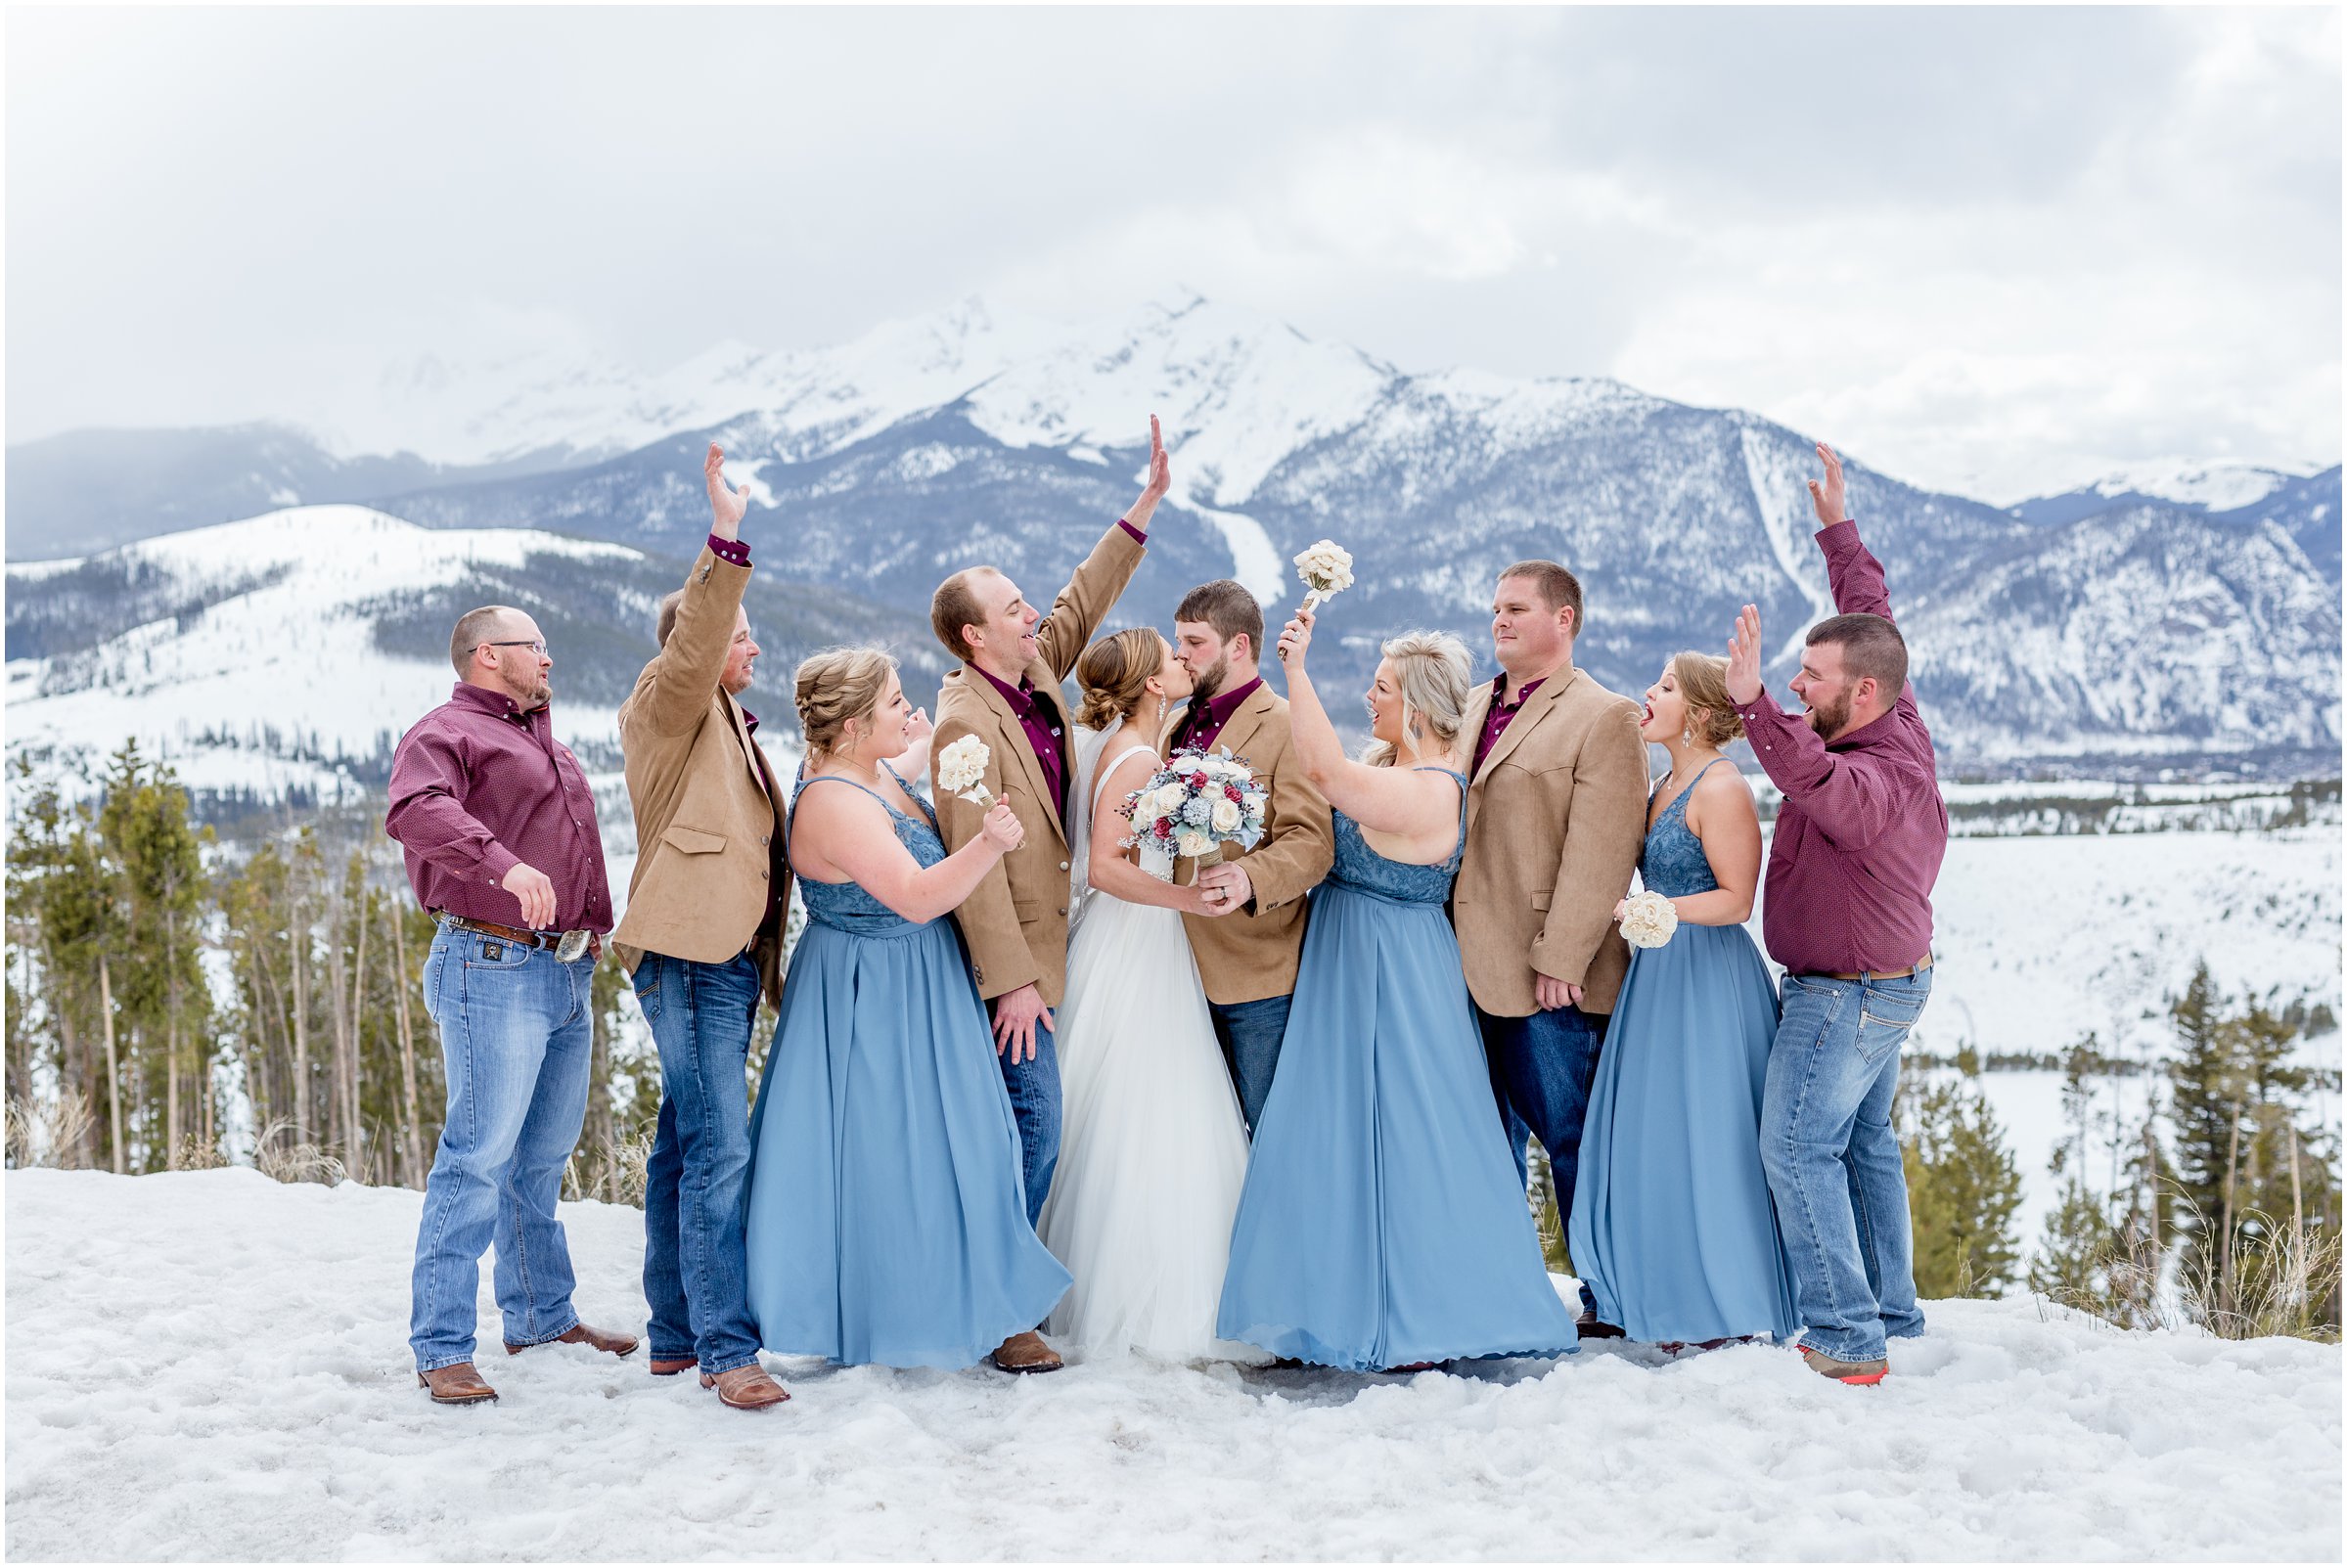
[1327,767,1468,906]
[790,764,946,935]
[1639,758,1728,900]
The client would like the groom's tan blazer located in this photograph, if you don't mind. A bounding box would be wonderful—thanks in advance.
[931,519,1147,1009]
[611,544,794,1006]
[1452,665,1647,1017]
[1162,682,1334,1007]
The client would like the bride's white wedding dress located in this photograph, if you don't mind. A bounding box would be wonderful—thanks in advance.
[1037,732,1268,1364]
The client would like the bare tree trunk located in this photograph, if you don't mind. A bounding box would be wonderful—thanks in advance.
[390,905,424,1187]
[98,954,125,1175]
[166,1014,182,1168]
[291,907,311,1144]
[347,893,370,1182]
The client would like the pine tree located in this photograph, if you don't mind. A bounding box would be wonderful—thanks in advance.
[2165,962,2234,1250]
[1900,1076,2025,1298]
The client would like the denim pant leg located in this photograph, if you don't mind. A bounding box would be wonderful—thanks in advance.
[637,952,763,1374]
[1475,1004,1606,1214]
[1761,972,1929,1362]
[491,951,594,1349]
[1210,994,1292,1137]
[640,1090,693,1363]
[409,930,559,1371]
[997,1015,1061,1230]
[1850,974,1930,1341]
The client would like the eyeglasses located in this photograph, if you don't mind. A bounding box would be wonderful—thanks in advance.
[471,640,548,656]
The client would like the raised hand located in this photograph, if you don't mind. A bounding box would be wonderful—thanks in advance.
[501,861,558,929]
[1726,604,1764,706]
[1275,605,1315,671]
[1144,414,1171,502]
[1806,442,1849,529]
[905,705,934,749]
[1128,415,1173,528]
[705,441,754,538]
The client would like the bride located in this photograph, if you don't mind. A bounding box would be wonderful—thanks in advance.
[1037,626,1268,1364]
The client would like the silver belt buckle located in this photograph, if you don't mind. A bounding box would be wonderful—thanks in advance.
[554,928,591,963]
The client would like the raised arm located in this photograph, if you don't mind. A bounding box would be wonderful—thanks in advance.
[625,443,755,739]
[1085,747,1213,914]
[791,779,1019,925]
[1809,441,1897,625]
[1034,417,1166,678]
[1273,605,1457,843]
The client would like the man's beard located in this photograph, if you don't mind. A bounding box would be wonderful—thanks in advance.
[1804,689,1851,741]
[1189,652,1232,707]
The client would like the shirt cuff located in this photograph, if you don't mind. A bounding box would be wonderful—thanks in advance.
[707,533,751,567]
[477,840,520,886]
[1117,517,1147,545]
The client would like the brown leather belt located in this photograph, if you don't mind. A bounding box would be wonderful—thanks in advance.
[440,915,601,961]
[1814,953,1934,984]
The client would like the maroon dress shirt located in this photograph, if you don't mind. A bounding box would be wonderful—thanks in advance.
[1172,676,1264,755]
[386,683,613,934]
[1733,518,1948,976]
[973,665,1070,815]
[1469,674,1548,777]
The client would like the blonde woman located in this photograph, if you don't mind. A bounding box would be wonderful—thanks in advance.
[1035,628,1265,1363]
[1567,651,1795,1349]
[742,648,1071,1374]
[1215,605,1578,1371]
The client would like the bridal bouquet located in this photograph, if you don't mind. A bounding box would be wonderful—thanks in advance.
[1293,539,1354,610]
[934,735,996,807]
[1617,889,1680,949]
[1119,745,1269,878]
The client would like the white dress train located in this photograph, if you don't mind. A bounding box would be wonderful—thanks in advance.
[1037,736,1268,1364]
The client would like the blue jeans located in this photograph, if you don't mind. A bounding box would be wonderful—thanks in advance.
[635,951,762,1376]
[409,925,596,1371]
[1761,970,1932,1363]
[1211,994,1292,1137]
[1476,1003,1607,1206]
[994,1010,1061,1228]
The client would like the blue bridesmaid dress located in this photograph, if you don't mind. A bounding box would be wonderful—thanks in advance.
[1568,757,1797,1344]
[743,766,1070,1368]
[1216,767,1579,1369]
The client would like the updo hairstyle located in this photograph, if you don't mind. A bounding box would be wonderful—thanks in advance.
[1364,630,1473,767]
[1074,627,1165,730]
[1668,650,1746,746]
[793,646,897,756]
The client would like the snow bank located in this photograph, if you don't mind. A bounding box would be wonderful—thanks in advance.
[6,1170,2337,1561]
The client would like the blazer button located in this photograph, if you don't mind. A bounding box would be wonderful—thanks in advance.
[760,869,770,880]
[1059,860,1070,872]
[1057,906,1067,917]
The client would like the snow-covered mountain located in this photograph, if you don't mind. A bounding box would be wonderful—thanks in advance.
[2010,460,2328,526]
[6,296,2338,779]
[4,508,939,804]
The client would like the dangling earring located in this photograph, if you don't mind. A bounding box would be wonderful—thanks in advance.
[1683,724,1695,746]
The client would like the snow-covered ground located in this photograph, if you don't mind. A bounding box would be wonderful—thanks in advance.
[5,1169,2339,1562]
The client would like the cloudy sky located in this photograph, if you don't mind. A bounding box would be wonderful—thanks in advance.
[7,5,2337,501]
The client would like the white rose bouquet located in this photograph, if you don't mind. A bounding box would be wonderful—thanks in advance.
[1118,745,1270,882]
[934,735,996,808]
[1293,539,1355,611]
[1617,888,1680,950]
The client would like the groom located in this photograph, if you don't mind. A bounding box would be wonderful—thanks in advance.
[929,421,1173,1360]
[1165,580,1334,1134]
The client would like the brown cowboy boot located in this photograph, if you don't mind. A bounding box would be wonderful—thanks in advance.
[649,1355,698,1377]
[417,1363,498,1405]
[989,1330,1063,1374]
[700,1364,790,1409]
[504,1322,640,1358]
[1575,1310,1626,1340]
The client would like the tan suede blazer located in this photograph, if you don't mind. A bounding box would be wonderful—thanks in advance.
[1452,665,1647,1017]
[611,545,793,1005]
[930,520,1147,1008]
[1162,683,1334,1007]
